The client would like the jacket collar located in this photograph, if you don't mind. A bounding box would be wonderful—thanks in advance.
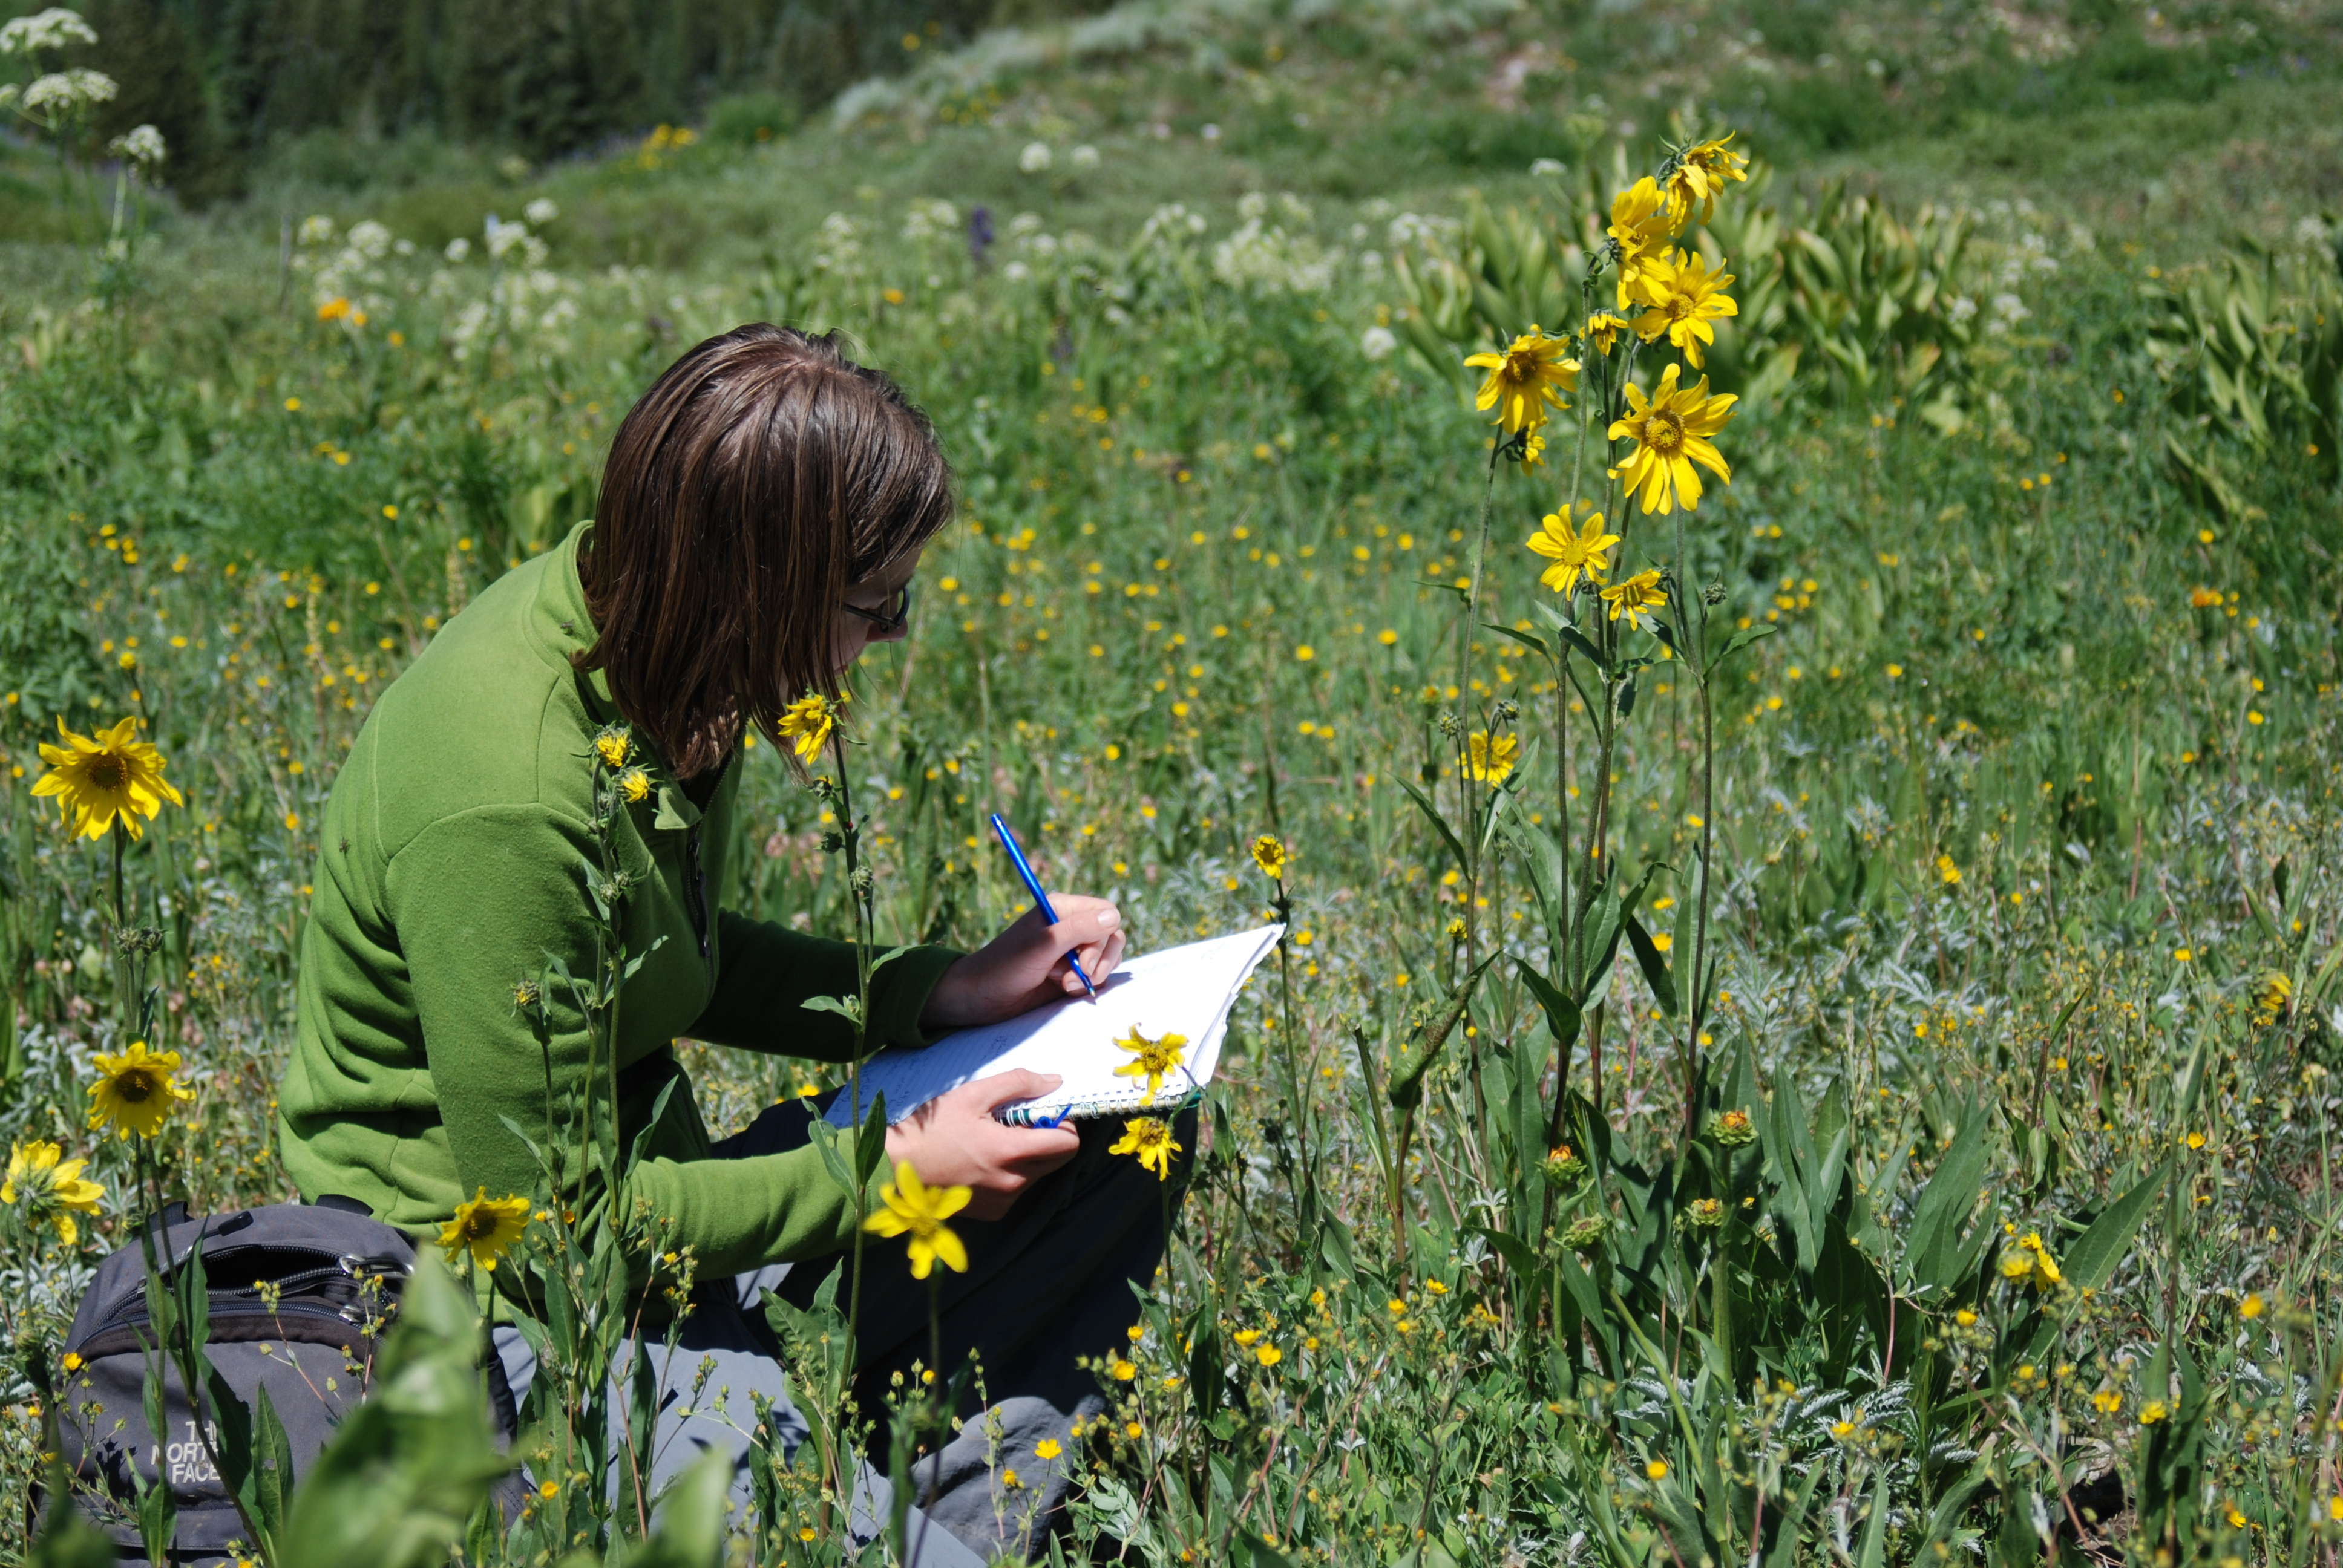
[532,520,704,831]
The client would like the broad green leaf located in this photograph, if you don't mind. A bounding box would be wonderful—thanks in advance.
[1705,620,1778,678]
[1622,911,1677,1016]
[1397,776,1472,880]
[2062,1160,2170,1291]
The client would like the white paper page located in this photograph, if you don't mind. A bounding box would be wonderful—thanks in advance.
[824,925,1283,1127]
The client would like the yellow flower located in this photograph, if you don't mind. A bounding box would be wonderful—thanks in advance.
[776,692,842,764]
[1584,310,1630,356]
[1607,178,1673,307]
[1034,1438,1063,1460]
[2239,1293,2264,1319]
[1114,1027,1190,1105]
[537,1480,560,1501]
[1937,854,1961,885]
[1251,834,1293,881]
[1109,1116,1184,1181]
[1999,1231,2062,1290]
[33,716,184,841]
[87,1042,195,1140]
[1462,328,1578,436]
[2252,971,2291,1024]
[3,1140,104,1246]
[1109,1357,1138,1381]
[1466,731,1517,785]
[1526,501,1619,596]
[2092,1388,2122,1414]
[1630,249,1738,369]
[617,766,652,803]
[1608,363,1736,515]
[1645,1459,1669,1480]
[437,1187,531,1272]
[1599,570,1668,633]
[1662,134,1749,230]
[592,725,631,768]
[863,1160,971,1279]
[316,297,351,322]
[2138,1400,2168,1426]
[1256,1344,1282,1367]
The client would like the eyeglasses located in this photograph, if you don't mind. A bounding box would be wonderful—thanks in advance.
[841,582,913,636]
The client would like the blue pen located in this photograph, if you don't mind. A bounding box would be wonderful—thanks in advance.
[989,812,1097,997]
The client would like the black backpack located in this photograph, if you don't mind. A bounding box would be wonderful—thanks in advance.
[55,1198,515,1563]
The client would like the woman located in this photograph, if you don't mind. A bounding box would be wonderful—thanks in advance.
[279,325,1184,1562]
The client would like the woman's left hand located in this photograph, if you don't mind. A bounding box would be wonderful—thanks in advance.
[920,897,1124,1030]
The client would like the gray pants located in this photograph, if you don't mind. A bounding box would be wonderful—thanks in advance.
[493,1099,1194,1564]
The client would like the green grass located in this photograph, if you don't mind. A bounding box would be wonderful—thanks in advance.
[2,2,2343,1564]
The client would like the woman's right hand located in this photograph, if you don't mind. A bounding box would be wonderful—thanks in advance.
[882,1069,1081,1221]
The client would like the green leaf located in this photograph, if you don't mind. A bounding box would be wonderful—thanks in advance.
[1705,620,1778,677]
[1621,912,1677,1016]
[2062,1160,2170,1292]
[1465,1224,1545,1285]
[1904,1102,1991,1294]
[625,1448,735,1568]
[1515,960,1581,1046]
[1397,777,1472,879]
[1387,958,1493,1111]
[278,1256,509,1568]
[1484,620,1551,659]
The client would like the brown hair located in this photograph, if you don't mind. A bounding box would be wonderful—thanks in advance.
[578,325,952,778]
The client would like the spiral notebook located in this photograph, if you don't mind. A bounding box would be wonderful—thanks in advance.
[824,924,1285,1128]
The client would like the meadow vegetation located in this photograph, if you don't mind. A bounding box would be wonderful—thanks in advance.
[3,0,2343,1564]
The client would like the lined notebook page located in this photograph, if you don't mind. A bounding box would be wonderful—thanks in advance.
[824,925,1284,1127]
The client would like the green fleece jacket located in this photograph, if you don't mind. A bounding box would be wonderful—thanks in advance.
[278,521,960,1276]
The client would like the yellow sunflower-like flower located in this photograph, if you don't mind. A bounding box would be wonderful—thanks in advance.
[1466,731,1518,785]
[1583,311,1630,356]
[3,1140,105,1246]
[863,1160,971,1279]
[1109,1117,1184,1181]
[1462,329,1578,436]
[592,725,632,769]
[777,693,843,765]
[1251,834,1292,881]
[33,717,185,841]
[87,1041,196,1140]
[1663,134,1750,231]
[617,766,652,803]
[2252,970,2292,1024]
[1526,501,1619,596]
[1607,178,1673,307]
[1999,1230,2062,1291]
[1113,1026,1190,1105]
[438,1187,532,1272]
[1599,570,1668,633]
[1631,249,1738,369]
[1607,362,1737,515]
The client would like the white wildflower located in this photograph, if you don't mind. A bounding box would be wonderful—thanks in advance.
[108,123,165,166]
[1069,143,1099,170]
[346,220,392,260]
[1018,142,1052,173]
[444,237,471,263]
[1003,260,1031,282]
[20,68,115,113]
[0,8,97,56]
[523,197,559,226]
[1361,325,1398,361]
[1530,157,1566,176]
[299,214,335,245]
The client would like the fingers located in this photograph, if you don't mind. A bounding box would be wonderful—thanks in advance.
[966,1068,1064,1110]
[1041,898,1119,956]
